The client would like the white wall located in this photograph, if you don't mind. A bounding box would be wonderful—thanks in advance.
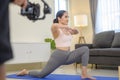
[9,0,55,43]
[69,0,93,50]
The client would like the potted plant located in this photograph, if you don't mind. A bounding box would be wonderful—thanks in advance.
[44,38,56,50]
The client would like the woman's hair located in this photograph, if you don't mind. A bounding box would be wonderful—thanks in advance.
[53,10,67,23]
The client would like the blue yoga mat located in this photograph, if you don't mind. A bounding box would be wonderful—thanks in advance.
[7,74,119,80]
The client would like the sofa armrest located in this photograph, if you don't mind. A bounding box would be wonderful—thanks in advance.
[75,44,93,49]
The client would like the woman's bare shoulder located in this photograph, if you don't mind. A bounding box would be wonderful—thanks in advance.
[52,23,59,27]
[51,23,59,32]
[51,23,60,38]
[52,23,68,28]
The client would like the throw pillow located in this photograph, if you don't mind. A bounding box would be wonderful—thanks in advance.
[93,30,115,48]
[111,32,120,48]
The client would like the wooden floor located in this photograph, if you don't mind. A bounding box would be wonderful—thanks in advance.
[7,64,118,80]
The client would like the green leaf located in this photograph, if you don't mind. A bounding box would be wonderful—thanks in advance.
[44,38,56,50]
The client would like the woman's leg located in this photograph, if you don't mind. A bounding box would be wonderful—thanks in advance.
[65,46,89,65]
[17,49,68,78]
[64,46,96,80]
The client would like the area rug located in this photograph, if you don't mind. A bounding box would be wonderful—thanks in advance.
[7,74,119,80]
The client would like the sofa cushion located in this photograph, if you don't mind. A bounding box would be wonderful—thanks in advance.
[93,31,115,48]
[90,48,120,57]
[111,32,120,48]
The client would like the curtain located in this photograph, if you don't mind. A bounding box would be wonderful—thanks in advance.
[89,0,98,34]
[96,0,120,33]
[54,0,68,15]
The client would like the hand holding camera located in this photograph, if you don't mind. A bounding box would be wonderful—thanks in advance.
[20,0,52,21]
[12,0,27,8]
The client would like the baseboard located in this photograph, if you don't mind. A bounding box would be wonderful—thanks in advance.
[96,65,118,70]
[6,62,43,72]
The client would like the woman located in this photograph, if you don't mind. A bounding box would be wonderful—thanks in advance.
[17,10,96,80]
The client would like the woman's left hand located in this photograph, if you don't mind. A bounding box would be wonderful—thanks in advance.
[68,28,79,35]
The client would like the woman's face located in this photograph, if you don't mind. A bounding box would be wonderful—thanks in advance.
[58,12,69,25]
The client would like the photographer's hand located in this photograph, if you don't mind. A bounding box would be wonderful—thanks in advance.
[13,0,27,8]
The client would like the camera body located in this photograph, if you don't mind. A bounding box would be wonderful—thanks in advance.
[21,2,40,20]
[21,0,51,21]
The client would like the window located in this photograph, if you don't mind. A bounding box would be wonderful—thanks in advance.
[96,0,120,33]
[54,0,69,15]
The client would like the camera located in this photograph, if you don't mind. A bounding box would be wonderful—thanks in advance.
[21,0,51,21]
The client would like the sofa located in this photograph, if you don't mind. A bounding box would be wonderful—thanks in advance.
[75,30,120,68]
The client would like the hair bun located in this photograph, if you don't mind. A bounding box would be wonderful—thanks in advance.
[53,18,58,23]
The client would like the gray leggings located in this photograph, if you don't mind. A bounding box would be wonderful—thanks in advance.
[29,46,89,78]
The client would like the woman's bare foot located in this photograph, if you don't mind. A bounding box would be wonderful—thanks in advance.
[81,74,96,80]
[16,69,29,76]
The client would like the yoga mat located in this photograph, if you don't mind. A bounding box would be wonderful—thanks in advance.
[7,74,119,80]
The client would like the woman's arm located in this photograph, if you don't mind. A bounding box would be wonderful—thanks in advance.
[66,28,79,35]
[51,23,60,39]
[52,23,79,35]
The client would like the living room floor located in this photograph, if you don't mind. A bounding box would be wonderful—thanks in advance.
[7,64,118,80]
